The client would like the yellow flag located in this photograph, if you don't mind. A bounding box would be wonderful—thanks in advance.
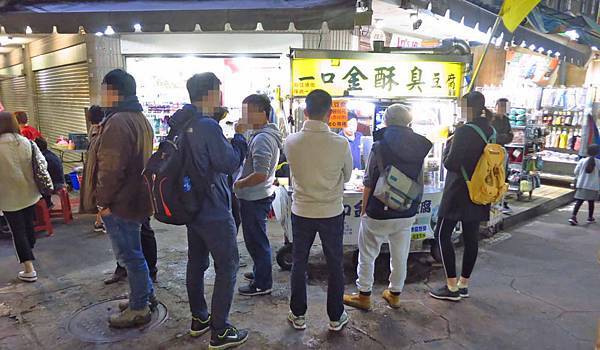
[499,0,540,32]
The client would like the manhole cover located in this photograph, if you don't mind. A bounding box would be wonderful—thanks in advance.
[67,298,168,343]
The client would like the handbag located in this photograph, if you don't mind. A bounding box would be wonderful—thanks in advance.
[372,141,423,211]
[30,141,54,196]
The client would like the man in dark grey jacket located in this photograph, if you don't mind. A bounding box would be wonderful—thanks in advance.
[234,94,282,296]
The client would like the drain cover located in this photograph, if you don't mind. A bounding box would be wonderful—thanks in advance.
[67,299,168,343]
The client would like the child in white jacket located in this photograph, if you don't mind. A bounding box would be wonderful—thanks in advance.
[569,144,600,225]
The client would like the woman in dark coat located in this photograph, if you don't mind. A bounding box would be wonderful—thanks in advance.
[430,91,495,302]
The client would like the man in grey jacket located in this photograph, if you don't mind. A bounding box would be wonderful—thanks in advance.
[234,94,283,296]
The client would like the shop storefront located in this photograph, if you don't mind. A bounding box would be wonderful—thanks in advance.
[282,45,471,258]
[121,33,303,140]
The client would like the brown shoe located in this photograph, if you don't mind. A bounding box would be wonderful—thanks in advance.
[343,293,371,311]
[104,273,126,285]
[382,289,401,308]
[109,307,151,328]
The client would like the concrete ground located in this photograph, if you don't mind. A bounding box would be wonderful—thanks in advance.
[0,202,599,350]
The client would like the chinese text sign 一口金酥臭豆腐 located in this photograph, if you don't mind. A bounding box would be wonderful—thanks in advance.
[292,59,463,98]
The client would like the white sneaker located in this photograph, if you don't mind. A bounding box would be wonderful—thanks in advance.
[18,271,37,282]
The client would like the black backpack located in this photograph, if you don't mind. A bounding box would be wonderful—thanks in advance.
[143,111,209,225]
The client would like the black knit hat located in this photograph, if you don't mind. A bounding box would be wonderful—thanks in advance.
[102,69,137,97]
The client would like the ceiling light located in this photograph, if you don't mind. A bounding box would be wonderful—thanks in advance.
[520,41,526,48]
[555,51,561,57]
[25,26,32,34]
[528,44,536,50]
[133,23,142,32]
[104,26,115,35]
[95,32,104,37]
[592,46,599,51]
[537,47,544,53]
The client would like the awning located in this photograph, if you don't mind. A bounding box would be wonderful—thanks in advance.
[528,7,600,49]
[0,0,359,33]
[404,0,592,66]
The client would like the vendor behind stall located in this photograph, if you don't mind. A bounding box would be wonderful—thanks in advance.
[340,112,363,170]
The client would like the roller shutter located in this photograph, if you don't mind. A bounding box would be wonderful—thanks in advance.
[35,62,90,164]
[1,76,31,118]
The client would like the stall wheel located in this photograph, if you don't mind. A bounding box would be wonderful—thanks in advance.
[276,244,293,271]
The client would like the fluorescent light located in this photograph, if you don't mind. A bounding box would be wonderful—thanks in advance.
[25,26,32,34]
[104,26,115,35]
[0,37,12,45]
[592,46,599,51]
[133,23,142,32]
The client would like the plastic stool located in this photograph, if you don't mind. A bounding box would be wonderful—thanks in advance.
[34,200,54,236]
[50,187,73,224]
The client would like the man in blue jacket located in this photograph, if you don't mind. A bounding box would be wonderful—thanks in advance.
[170,73,248,350]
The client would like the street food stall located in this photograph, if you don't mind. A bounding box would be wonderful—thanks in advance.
[275,45,472,269]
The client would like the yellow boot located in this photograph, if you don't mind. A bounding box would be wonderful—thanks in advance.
[343,293,371,311]
[382,289,401,308]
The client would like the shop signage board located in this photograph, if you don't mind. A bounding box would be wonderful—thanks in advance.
[292,57,465,99]
[341,190,443,247]
[329,99,348,128]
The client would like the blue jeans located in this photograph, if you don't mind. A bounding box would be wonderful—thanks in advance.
[186,216,239,333]
[240,196,274,290]
[104,214,154,310]
[290,214,345,321]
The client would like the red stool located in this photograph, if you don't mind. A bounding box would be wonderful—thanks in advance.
[34,200,54,236]
[50,187,73,224]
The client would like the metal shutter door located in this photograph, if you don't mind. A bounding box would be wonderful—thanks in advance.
[1,76,30,116]
[35,62,90,164]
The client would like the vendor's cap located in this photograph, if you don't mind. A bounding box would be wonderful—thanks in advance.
[384,104,412,126]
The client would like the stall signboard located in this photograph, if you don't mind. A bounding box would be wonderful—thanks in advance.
[341,190,443,248]
[292,58,464,98]
[330,99,348,128]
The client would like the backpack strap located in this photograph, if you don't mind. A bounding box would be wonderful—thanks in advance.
[460,123,497,182]
[465,123,496,144]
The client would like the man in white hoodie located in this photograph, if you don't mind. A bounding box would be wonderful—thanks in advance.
[284,89,353,332]
[234,94,283,296]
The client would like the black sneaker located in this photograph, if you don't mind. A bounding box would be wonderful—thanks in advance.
[429,286,461,301]
[190,314,211,337]
[209,327,249,350]
[243,272,254,281]
[588,217,596,224]
[459,288,469,298]
[238,283,271,296]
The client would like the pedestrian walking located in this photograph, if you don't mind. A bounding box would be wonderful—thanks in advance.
[80,105,106,233]
[0,111,50,282]
[234,94,282,297]
[92,69,155,328]
[177,73,249,349]
[429,91,496,302]
[284,89,353,332]
[15,111,42,141]
[343,104,432,310]
[569,144,599,225]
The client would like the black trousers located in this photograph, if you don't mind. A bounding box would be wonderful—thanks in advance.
[572,200,595,219]
[438,218,480,279]
[4,206,36,263]
[115,217,157,276]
